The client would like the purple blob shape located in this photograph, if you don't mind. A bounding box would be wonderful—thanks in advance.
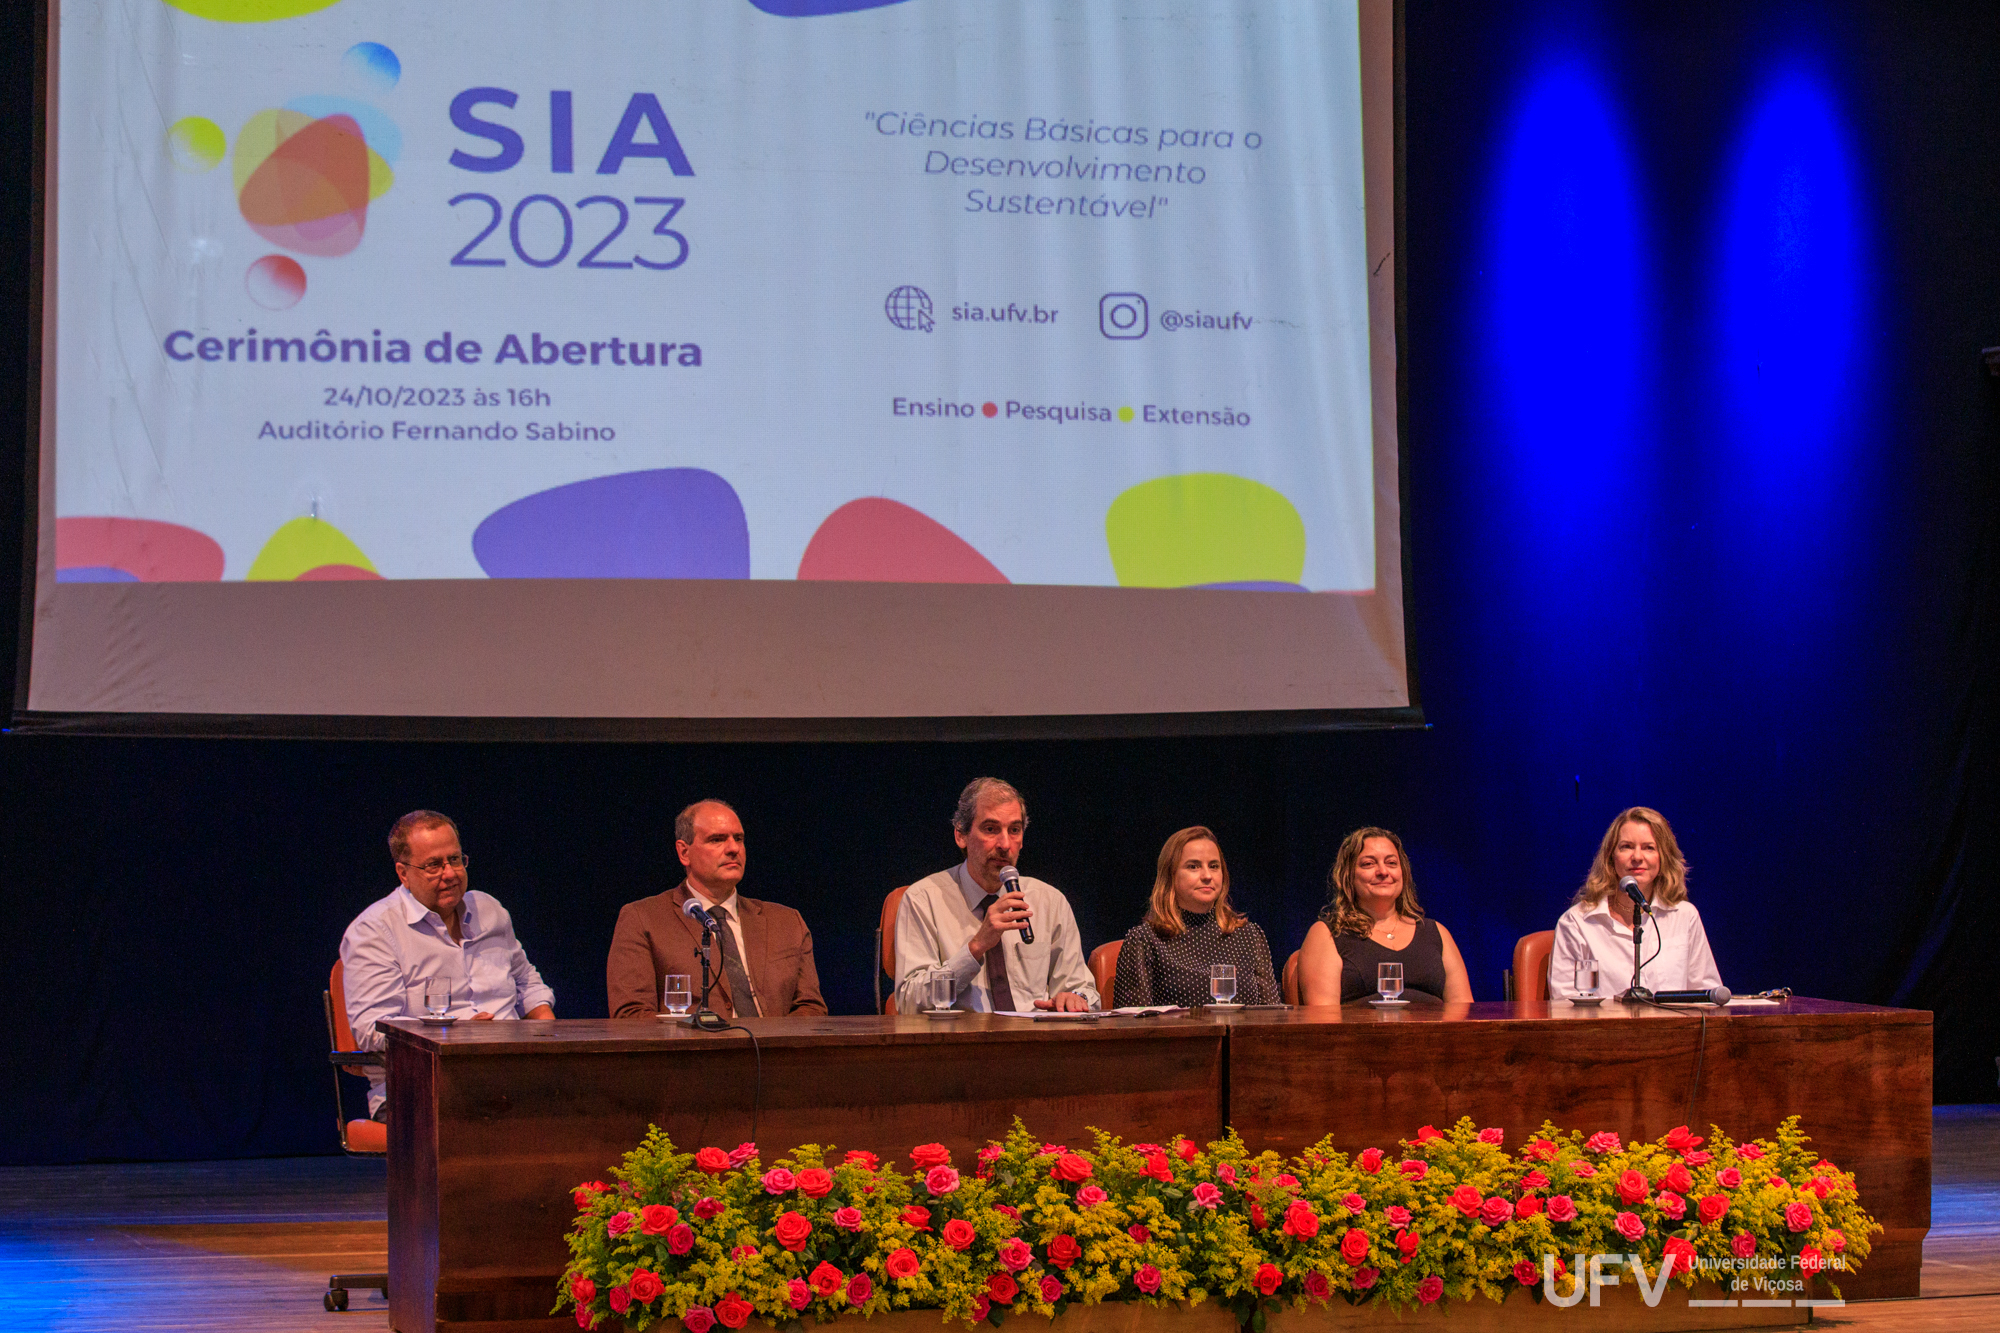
[57,565,140,583]
[472,468,749,580]
[1192,581,1308,592]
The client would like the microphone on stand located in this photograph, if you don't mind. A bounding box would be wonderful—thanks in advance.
[681,897,728,1029]
[1619,875,1650,912]
[997,865,1034,945]
[683,897,720,937]
[1618,876,1652,1002]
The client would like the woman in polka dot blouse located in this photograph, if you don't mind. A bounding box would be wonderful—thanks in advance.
[1112,825,1281,1008]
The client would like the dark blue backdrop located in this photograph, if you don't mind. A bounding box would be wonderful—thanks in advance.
[3,0,1995,1162]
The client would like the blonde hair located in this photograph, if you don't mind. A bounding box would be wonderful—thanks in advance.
[1575,807,1689,908]
[1325,827,1423,937]
[1144,826,1246,937]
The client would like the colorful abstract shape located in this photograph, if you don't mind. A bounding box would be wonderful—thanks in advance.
[233,109,391,257]
[245,254,306,309]
[797,498,1008,583]
[342,42,401,94]
[472,469,750,580]
[162,0,345,20]
[284,96,402,164]
[55,517,225,582]
[166,117,226,172]
[246,516,379,581]
[1104,473,1307,588]
[295,563,383,581]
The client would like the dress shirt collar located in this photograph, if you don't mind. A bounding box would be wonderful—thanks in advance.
[686,880,740,915]
[395,883,476,936]
[951,861,999,911]
[1581,896,1683,926]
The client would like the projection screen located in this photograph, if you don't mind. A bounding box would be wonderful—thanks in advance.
[20,0,1412,737]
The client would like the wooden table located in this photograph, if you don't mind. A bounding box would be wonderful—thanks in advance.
[381,999,1926,1333]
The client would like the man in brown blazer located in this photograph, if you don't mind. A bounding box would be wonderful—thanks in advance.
[606,799,827,1019]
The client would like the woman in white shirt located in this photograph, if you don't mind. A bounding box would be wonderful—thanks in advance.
[1549,807,1722,1001]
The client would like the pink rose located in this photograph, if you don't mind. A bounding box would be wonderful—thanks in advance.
[1342,1192,1366,1214]
[998,1238,1033,1272]
[1218,1163,1239,1184]
[1586,1131,1622,1154]
[607,1286,630,1315]
[729,1245,757,1261]
[762,1167,797,1194]
[1384,1205,1411,1227]
[606,1211,636,1236]
[1077,1184,1108,1207]
[971,1296,991,1322]
[575,1308,594,1330]
[943,1218,976,1251]
[1353,1267,1379,1290]
[1785,1201,1813,1232]
[797,1168,833,1198]
[1134,1264,1163,1294]
[1739,1144,1766,1160]
[1478,1127,1505,1145]
[1546,1195,1578,1223]
[1570,1162,1597,1179]
[1191,1182,1222,1210]
[1732,1232,1757,1259]
[681,1307,715,1333]
[1614,1211,1645,1241]
[728,1142,757,1168]
[847,1271,872,1305]
[994,1205,1020,1221]
[1040,1275,1064,1304]
[1399,1160,1429,1182]
[1304,1271,1332,1301]
[694,1196,724,1220]
[1128,1223,1151,1244]
[1686,1150,1713,1166]
[1273,1173,1300,1189]
[926,1165,961,1196]
[667,1223,694,1255]
[1718,1168,1742,1189]
[1417,1275,1444,1304]
[1480,1196,1513,1228]
[1827,1229,1847,1253]
[831,1206,863,1232]
[1658,1191,1687,1220]
[786,1279,811,1310]
[1358,1148,1384,1174]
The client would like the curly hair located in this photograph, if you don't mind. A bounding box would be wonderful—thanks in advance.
[1575,807,1689,908]
[1144,826,1247,937]
[1324,827,1424,937]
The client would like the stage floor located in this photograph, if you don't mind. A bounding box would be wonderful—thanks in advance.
[2,1107,1995,1332]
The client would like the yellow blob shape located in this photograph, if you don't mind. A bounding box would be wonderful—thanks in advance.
[247,517,378,581]
[1117,405,1135,423]
[166,117,225,172]
[162,0,345,21]
[367,151,394,201]
[1105,473,1306,588]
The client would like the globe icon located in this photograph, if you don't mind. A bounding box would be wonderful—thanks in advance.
[885,285,934,332]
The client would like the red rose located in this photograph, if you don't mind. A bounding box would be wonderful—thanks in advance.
[1718,1168,1742,1189]
[796,1168,834,1198]
[1284,1202,1322,1239]
[786,1278,811,1310]
[575,1305,595,1328]
[1417,1275,1443,1304]
[1142,1153,1174,1183]
[1663,1236,1697,1277]
[1399,1161,1429,1182]
[1732,1232,1757,1259]
[1478,1127,1505,1145]
[1253,1263,1282,1296]
[1809,1175,1834,1199]
[926,1166,961,1196]
[998,1238,1033,1272]
[1546,1195,1577,1223]
[774,1211,812,1252]
[1353,1267,1379,1291]
[607,1286,631,1315]
[1077,1185,1108,1207]
[728,1142,758,1168]
[1585,1131,1622,1154]
[667,1223,694,1255]
[1135,1263,1164,1294]
[910,1143,952,1170]
[640,1204,677,1235]
[1800,1245,1825,1274]
[1617,1169,1649,1205]
[1687,1150,1713,1166]
[1828,1229,1847,1253]
[844,1150,880,1170]
[1614,1211,1645,1241]
[1480,1196,1513,1228]
[832,1206,863,1232]
[903,1205,932,1231]
[627,1269,663,1303]
[971,1296,991,1321]
[1699,1194,1729,1225]
[1039,1275,1064,1304]
[1523,1170,1550,1189]
[1342,1192,1366,1214]
[730,1245,757,1261]
[695,1147,731,1173]
[1305,1271,1333,1302]
[572,1181,606,1210]
[1785,1200,1813,1232]
[1415,1125,1444,1143]
[1570,1162,1597,1179]
[1515,1195,1543,1218]
[1664,1125,1704,1152]
[1250,1202,1267,1229]
[987,1272,1018,1303]
[808,1262,844,1297]
[1340,1227,1370,1264]
[1514,1259,1538,1285]
[943,1218,976,1251]
[1449,1184,1481,1216]
[994,1205,1020,1221]
[1048,1234,1083,1270]
[1384,1205,1411,1227]
[681,1305,714,1333]
[1128,1224,1151,1244]
[1358,1148,1384,1173]
[1052,1153,1094,1183]
[847,1272,872,1305]
[715,1292,752,1329]
[1176,1138,1199,1161]
[1527,1138,1557,1162]
[570,1274,595,1305]
[1664,1163,1694,1194]
[886,1247,921,1280]
[694,1196,724,1220]
[1397,1228,1421,1260]
[1739,1144,1766,1161]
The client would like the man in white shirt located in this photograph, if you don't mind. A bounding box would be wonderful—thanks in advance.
[894,778,1098,1014]
[340,811,555,1119]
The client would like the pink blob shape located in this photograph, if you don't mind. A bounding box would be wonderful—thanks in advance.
[797,498,1008,584]
[55,517,225,582]
[294,564,383,581]
[246,254,307,309]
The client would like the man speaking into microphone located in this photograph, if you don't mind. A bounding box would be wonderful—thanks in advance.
[894,778,1099,1014]
[606,799,826,1019]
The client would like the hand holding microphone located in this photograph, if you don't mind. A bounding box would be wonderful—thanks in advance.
[998,866,1035,945]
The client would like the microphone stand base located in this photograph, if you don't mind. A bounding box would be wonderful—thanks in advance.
[681,1009,730,1031]
[1618,986,1655,1004]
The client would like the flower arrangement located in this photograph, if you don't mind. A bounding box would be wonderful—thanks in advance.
[556,1116,1877,1329]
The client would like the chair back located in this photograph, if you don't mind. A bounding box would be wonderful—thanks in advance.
[1512,931,1556,1002]
[328,961,370,1075]
[325,961,387,1155]
[1282,949,1302,1006]
[1087,940,1122,1010]
[878,886,909,1015]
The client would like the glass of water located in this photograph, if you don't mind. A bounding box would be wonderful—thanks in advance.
[662,974,692,1016]
[928,971,957,1011]
[1574,956,1599,1000]
[1209,964,1237,1004]
[1377,962,1403,1002]
[422,977,452,1019]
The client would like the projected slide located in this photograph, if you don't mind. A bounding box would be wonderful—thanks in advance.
[31,0,1406,726]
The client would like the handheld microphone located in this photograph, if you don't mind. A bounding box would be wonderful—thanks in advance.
[1653,986,1732,1006]
[682,897,719,936]
[997,865,1034,945]
[1619,876,1650,912]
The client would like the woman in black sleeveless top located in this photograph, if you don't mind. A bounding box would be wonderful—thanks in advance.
[1297,827,1473,1004]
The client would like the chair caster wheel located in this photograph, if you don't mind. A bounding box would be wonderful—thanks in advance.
[326,1288,348,1311]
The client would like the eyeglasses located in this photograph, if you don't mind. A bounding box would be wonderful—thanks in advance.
[398,854,470,877]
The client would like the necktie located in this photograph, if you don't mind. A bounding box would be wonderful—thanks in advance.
[708,904,761,1018]
[975,893,1017,1013]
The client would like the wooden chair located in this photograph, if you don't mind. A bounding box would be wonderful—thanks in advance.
[1087,940,1123,1010]
[1282,949,1302,1006]
[322,961,389,1312]
[1508,930,1556,1002]
[875,886,909,1014]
